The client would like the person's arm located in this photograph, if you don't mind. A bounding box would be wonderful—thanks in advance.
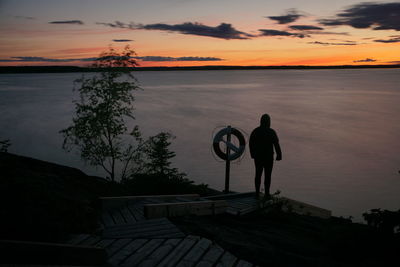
[274,141,282,161]
[249,130,255,159]
[273,130,282,161]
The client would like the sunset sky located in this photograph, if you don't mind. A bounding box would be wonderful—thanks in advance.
[0,0,399,66]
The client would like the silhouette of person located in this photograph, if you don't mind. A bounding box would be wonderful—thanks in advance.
[249,114,282,199]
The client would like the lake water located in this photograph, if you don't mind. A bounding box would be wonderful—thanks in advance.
[1,69,399,220]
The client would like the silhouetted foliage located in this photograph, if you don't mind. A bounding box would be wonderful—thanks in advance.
[0,139,11,152]
[122,131,212,196]
[145,132,177,175]
[363,208,400,235]
[60,46,144,181]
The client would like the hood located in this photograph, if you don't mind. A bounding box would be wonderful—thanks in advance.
[260,114,271,128]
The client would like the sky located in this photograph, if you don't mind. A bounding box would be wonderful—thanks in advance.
[0,0,399,66]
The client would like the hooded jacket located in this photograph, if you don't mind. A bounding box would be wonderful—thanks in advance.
[249,114,282,159]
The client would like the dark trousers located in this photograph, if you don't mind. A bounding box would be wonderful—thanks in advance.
[254,157,274,196]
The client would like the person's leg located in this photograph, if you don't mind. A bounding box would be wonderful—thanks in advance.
[254,159,263,199]
[263,158,274,196]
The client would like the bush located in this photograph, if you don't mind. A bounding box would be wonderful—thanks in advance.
[363,208,400,235]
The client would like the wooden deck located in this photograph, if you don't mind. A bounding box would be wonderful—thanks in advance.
[205,192,332,219]
[99,194,226,226]
[3,192,330,266]
[204,192,261,216]
[66,194,257,266]
[102,218,185,239]
[68,234,253,267]
[64,192,331,266]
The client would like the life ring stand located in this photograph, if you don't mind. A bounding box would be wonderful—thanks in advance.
[213,127,246,161]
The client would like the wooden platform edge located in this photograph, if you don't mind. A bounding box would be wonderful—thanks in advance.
[100,194,200,211]
[204,192,256,200]
[144,200,228,219]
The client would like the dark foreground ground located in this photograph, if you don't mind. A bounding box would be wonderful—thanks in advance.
[173,212,399,267]
[1,152,399,266]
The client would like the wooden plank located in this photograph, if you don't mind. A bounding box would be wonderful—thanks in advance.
[101,194,200,201]
[236,260,253,267]
[0,240,107,265]
[79,235,101,246]
[226,207,240,216]
[109,209,126,225]
[103,223,176,237]
[104,226,184,239]
[109,239,148,266]
[227,204,259,216]
[137,239,181,267]
[106,238,132,257]
[105,217,169,229]
[144,200,227,219]
[216,251,238,267]
[176,238,212,267]
[102,218,172,236]
[157,232,186,238]
[227,201,253,209]
[204,192,256,200]
[100,194,200,211]
[141,198,163,204]
[157,236,200,267]
[112,225,182,237]
[127,205,146,221]
[95,238,116,249]
[101,211,115,227]
[67,234,91,245]
[175,197,197,202]
[119,206,137,223]
[229,196,256,202]
[231,197,258,204]
[103,222,183,238]
[121,239,165,266]
[238,206,259,215]
[195,243,225,267]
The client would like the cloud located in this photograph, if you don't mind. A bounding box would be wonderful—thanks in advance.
[0,56,95,62]
[289,25,324,31]
[353,58,377,63]
[97,21,251,39]
[259,29,308,38]
[136,56,223,62]
[0,56,222,63]
[386,60,400,64]
[267,9,303,24]
[112,39,134,42]
[14,15,35,20]
[308,41,357,46]
[49,20,84,25]
[96,21,128,28]
[305,31,349,35]
[374,35,400,43]
[319,2,400,31]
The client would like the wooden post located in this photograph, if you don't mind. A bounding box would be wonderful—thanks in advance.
[224,126,231,193]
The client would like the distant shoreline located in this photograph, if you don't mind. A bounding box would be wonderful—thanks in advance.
[1,64,399,74]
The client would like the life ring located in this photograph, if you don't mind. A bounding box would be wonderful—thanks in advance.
[213,127,246,161]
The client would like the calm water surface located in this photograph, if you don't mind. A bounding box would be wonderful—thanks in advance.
[1,69,399,219]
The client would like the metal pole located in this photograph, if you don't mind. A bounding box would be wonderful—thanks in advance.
[225,126,231,193]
